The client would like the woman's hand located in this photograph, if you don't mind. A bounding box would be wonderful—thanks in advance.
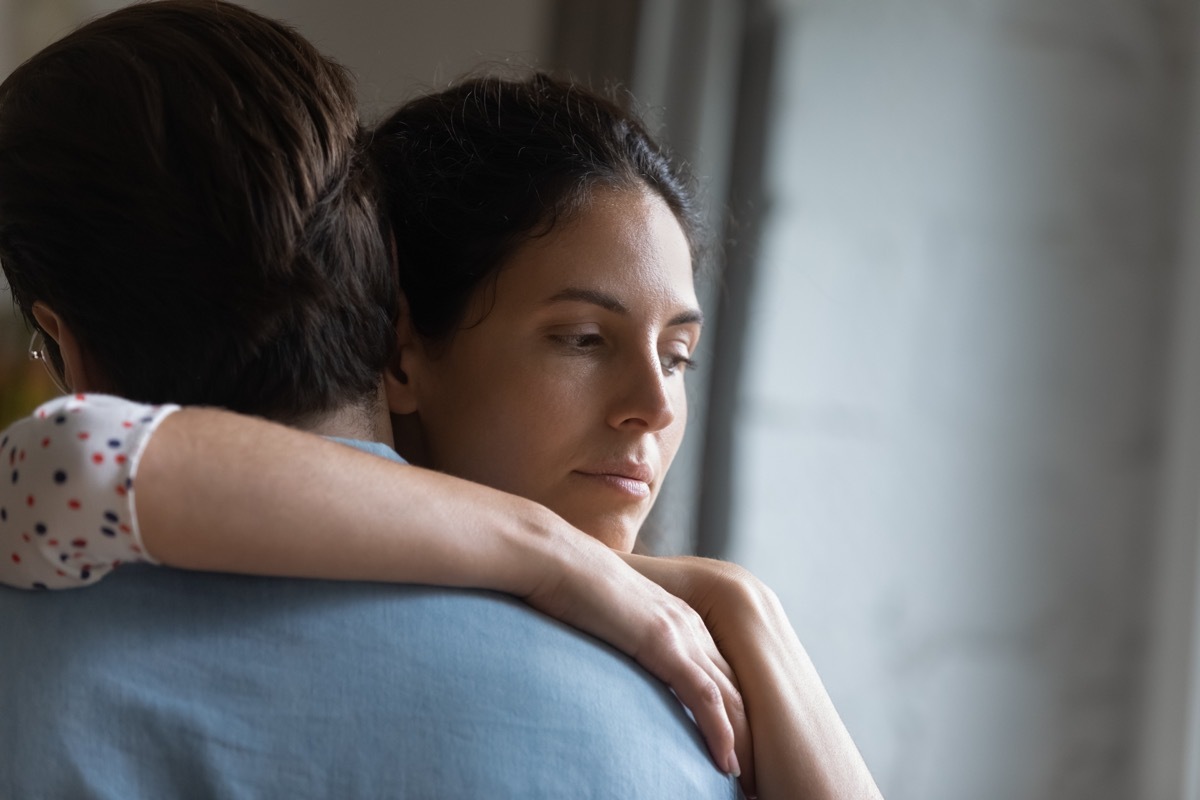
[619,555,765,797]
[621,554,882,800]
[521,527,750,782]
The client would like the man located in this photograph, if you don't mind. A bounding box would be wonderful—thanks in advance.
[0,3,736,796]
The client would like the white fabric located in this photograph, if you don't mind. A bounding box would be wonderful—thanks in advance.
[0,394,177,589]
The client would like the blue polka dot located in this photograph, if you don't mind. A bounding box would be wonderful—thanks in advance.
[34,523,47,535]
[100,527,116,538]
[54,415,66,425]
[11,470,18,484]
[0,507,6,522]
[53,470,67,484]
[80,568,91,580]
[0,435,7,448]
[107,439,121,448]
[103,511,119,523]
[59,553,68,563]
[32,582,47,591]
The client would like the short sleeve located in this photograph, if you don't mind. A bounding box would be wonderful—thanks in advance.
[0,394,179,590]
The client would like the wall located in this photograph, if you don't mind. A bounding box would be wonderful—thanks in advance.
[728,2,1192,797]
[227,0,550,121]
[0,0,550,116]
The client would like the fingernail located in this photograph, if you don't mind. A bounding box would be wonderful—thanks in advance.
[726,751,741,778]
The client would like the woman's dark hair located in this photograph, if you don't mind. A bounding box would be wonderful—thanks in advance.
[369,72,701,342]
[0,0,395,424]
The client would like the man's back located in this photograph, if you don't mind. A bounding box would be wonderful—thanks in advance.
[0,565,736,798]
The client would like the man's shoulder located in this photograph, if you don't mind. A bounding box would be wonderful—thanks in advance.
[0,567,736,799]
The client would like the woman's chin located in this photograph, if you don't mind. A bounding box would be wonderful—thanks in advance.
[555,506,642,553]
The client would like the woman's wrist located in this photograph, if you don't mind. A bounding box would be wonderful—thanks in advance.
[489,498,586,600]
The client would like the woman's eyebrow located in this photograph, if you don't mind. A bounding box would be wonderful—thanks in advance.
[545,288,704,327]
[546,287,628,313]
[669,308,704,327]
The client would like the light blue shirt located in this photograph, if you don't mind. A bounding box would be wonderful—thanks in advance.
[0,440,737,799]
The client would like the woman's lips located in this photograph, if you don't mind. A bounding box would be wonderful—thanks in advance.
[573,464,654,498]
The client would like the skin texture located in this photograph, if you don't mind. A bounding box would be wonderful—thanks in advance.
[390,187,701,553]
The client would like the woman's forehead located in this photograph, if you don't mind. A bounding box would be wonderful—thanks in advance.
[499,188,698,316]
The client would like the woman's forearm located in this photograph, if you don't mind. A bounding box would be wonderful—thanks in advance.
[126,406,750,777]
[728,583,882,800]
[0,396,746,774]
[136,407,573,594]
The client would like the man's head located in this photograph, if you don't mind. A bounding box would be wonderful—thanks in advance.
[0,0,396,427]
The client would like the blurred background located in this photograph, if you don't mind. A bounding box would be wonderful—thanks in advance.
[3,1,1200,797]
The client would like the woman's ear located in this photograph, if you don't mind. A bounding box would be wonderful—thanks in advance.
[383,297,420,415]
[30,302,99,393]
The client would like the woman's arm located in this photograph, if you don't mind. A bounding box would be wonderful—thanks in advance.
[0,395,746,777]
[622,554,883,800]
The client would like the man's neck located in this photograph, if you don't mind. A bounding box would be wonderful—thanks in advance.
[302,384,394,446]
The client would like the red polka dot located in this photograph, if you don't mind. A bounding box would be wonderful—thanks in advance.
[130,545,142,554]
[26,495,34,507]
[18,450,25,462]
[77,432,90,440]
[21,533,31,543]
[67,499,81,510]
[71,539,87,548]
[114,454,128,465]
[41,438,51,448]
[122,421,134,429]
[115,486,127,497]
[56,569,66,577]
[92,453,104,465]
[10,553,20,564]
[37,410,47,419]
[47,539,58,547]
[75,394,85,401]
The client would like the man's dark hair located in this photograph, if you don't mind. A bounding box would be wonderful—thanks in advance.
[0,0,396,424]
[369,72,701,344]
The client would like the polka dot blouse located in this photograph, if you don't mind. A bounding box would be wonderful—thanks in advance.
[0,394,178,590]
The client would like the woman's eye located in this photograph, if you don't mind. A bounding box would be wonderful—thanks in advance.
[661,352,697,376]
[551,333,605,350]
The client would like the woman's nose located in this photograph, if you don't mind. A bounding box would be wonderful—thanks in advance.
[606,351,678,432]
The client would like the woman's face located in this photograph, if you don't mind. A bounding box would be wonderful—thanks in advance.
[394,186,700,551]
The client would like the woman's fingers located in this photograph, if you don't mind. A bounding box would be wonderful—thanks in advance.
[700,644,755,796]
[630,602,745,778]
[521,540,753,785]
[682,600,757,798]
[619,554,758,796]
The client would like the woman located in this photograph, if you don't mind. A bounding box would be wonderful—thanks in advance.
[371,72,878,800]
[1,73,879,798]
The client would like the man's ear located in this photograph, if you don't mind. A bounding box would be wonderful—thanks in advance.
[31,301,99,392]
[383,297,420,415]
